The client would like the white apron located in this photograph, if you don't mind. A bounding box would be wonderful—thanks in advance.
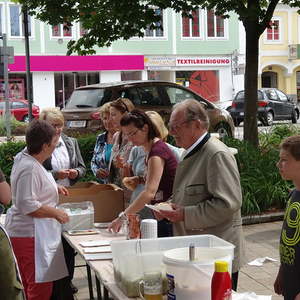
[34,218,68,283]
[34,167,68,283]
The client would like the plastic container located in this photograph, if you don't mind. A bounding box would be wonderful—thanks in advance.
[141,219,158,239]
[111,234,234,297]
[58,201,94,231]
[163,247,232,300]
[211,261,232,300]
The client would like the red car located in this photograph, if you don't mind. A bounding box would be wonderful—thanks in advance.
[0,99,40,122]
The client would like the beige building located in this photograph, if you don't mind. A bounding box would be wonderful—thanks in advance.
[259,4,300,101]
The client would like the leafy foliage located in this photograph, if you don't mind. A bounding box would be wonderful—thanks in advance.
[224,124,300,215]
[0,125,298,215]
[0,115,27,136]
[16,0,300,147]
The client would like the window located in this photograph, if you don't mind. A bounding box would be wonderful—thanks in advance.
[0,5,2,35]
[266,20,280,41]
[9,5,32,37]
[207,10,224,38]
[12,101,26,109]
[118,88,141,105]
[266,89,278,100]
[182,9,202,38]
[79,22,88,36]
[145,9,164,37]
[166,86,197,105]
[51,23,72,38]
[137,86,163,106]
[121,71,142,81]
[276,90,288,101]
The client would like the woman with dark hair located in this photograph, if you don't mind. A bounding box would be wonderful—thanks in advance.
[5,120,70,300]
[108,109,178,237]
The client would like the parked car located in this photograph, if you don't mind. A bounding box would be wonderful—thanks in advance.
[62,80,235,137]
[230,88,299,126]
[215,100,232,112]
[0,99,40,122]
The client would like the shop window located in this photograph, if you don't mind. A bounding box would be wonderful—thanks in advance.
[54,72,100,107]
[176,70,220,102]
[9,4,32,37]
[266,19,280,41]
[51,23,72,38]
[145,8,164,37]
[182,9,202,38]
[207,10,225,38]
[0,78,25,100]
[121,71,142,81]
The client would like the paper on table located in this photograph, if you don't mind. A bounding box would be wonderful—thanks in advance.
[94,222,110,228]
[67,229,99,236]
[248,257,277,266]
[83,246,111,253]
[232,291,272,300]
[145,203,173,212]
[79,240,110,247]
[83,253,113,261]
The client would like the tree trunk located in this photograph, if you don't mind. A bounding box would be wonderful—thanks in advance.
[243,21,260,147]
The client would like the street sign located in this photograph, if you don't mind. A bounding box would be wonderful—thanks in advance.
[0,46,14,64]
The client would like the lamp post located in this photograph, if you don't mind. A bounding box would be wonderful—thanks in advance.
[22,5,33,121]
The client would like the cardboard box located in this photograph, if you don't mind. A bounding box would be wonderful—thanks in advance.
[59,182,124,222]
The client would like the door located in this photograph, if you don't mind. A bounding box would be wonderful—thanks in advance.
[275,89,293,119]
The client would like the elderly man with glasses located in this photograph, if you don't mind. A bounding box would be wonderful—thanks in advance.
[159,99,245,291]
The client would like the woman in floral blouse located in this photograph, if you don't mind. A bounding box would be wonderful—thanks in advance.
[91,102,116,183]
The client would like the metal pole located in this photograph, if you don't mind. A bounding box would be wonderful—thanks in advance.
[23,6,33,121]
[2,34,11,139]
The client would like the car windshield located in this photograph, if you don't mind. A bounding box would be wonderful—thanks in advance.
[235,91,263,101]
[66,89,105,108]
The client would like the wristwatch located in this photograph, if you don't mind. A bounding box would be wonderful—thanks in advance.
[118,211,127,221]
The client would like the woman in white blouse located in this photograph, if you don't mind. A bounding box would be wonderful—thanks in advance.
[5,120,70,300]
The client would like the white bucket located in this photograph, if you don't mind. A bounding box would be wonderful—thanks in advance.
[163,247,232,300]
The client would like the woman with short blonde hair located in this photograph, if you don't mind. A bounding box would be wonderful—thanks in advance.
[39,107,64,125]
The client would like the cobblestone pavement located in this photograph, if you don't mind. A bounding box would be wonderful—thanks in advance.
[74,221,283,300]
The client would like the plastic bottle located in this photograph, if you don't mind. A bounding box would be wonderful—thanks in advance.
[211,260,232,300]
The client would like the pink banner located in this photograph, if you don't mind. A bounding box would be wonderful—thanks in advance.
[9,55,144,72]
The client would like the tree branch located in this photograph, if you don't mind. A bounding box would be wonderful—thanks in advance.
[258,0,279,35]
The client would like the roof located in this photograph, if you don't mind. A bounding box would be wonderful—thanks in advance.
[75,80,174,90]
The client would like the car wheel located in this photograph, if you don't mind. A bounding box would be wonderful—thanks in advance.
[263,111,274,126]
[291,110,297,124]
[23,115,29,123]
[214,122,232,138]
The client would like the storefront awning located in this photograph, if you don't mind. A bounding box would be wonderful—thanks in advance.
[8,55,144,72]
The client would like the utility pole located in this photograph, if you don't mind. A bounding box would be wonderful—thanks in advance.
[0,34,12,139]
[23,5,33,121]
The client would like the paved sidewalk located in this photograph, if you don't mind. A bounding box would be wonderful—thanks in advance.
[73,221,283,300]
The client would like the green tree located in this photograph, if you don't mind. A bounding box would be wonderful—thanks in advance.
[17,0,300,146]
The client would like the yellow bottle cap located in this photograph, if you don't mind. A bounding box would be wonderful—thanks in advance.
[214,260,228,272]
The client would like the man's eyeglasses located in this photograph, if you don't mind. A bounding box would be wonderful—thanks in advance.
[168,120,188,132]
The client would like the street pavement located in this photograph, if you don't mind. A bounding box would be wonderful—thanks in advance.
[73,221,284,300]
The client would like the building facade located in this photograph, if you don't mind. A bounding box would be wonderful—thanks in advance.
[0,1,243,108]
[259,3,300,101]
